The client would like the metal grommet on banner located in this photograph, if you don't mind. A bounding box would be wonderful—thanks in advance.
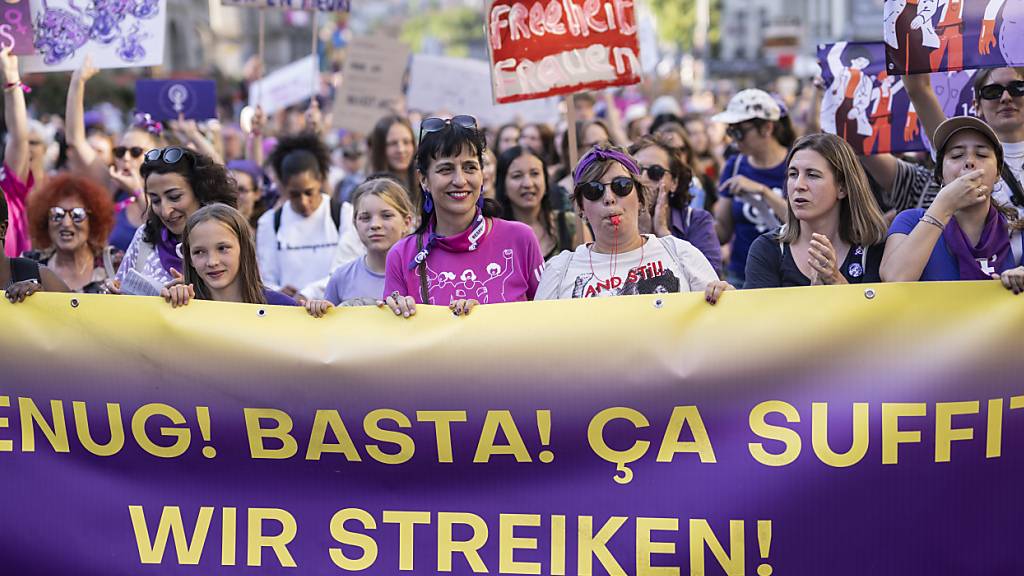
[70,298,79,309]
[653,298,664,309]
[864,288,876,300]
[257,308,266,317]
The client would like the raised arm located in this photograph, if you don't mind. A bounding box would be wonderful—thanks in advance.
[246,106,266,167]
[65,56,99,171]
[0,48,29,180]
[902,73,946,145]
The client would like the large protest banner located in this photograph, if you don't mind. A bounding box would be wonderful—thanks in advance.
[820,41,977,155]
[486,0,642,104]
[885,0,1024,74]
[1,283,1021,574]
[22,0,166,72]
[408,54,561,127]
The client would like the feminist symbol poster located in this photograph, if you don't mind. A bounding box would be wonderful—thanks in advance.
[885,0,1024,74]
[1,0,35,55]
[21,0,166,72]
[820,41,977,155]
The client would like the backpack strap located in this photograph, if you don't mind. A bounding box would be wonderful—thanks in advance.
[330,198,342,229]
[272,206,283,250]
[1013,229,1023,268]
[1001,165,1024,208]
[10,257,40,284]
[415,232,429,304]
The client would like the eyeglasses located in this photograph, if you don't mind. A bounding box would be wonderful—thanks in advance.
[726,123,755,142]
[978,80,1024,100]
[575,176,635,202]
[49,207,88,224]
[640,164,668,181]
[144,147,187,164]
[114,146,145,159]
[418,115,478,144]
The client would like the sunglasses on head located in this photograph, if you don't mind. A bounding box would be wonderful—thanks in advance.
[979,80,1024,100]
[114,146,145,159]
[49,207,88,224]
[418,115,478,144]
[575,176,635,202]
[640,164,668,182]
[144,147,188,165]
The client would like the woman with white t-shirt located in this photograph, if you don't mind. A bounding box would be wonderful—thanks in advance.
[256,133,361,300]
[536,145,732,302]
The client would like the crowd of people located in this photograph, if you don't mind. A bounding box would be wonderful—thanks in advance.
[3,46,1024,318]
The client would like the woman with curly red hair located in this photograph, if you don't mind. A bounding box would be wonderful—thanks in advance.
[25,174,114,292]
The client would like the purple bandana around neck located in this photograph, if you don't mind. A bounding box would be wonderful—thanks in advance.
[156,228,183,276]
[943,204,1012,280]
[408,209,488,270]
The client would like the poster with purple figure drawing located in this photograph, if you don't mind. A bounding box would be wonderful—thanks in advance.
[820,41,977,154]
[21,0,165,72]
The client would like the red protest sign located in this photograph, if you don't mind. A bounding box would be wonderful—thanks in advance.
[486,0,642,104]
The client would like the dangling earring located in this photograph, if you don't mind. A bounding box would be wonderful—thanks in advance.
[477,186,485,210]
[423,191,434,213]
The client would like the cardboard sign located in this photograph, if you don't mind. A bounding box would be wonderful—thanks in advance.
[332,35,409,134]
[485,0,642,104]
[248,55,317,116]
[820,41,977,155]
[220,0,349,12]
[408,54,560,127]
[21,0,165,72]
[0,0,34,55]
[885,0,1024,74]
[135,80,217,121]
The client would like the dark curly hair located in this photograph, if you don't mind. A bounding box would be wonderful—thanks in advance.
[268,131,331,186]
[140,147,237,243]
[28,174,114,254]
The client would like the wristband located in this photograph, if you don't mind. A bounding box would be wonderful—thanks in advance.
[919,214,945,231]
[4,81,30,93]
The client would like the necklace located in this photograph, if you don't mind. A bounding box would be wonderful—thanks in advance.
[588,230,644,285]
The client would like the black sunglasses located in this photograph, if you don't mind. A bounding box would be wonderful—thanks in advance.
[575,176,635,202]
[640,164,668,182]
[979,80,1024,100]
[726,123,755,142]
[418,115,478,144]
[144,147,188,164]
[49,207,88,224]
[114,146,145,159]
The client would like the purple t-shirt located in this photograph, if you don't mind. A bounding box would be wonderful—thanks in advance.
[384,217,544,305]
[263,288,299,306]
[324,256,385,305]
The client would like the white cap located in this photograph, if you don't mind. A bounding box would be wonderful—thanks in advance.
[650,95,683,118]
[710,89,781,124]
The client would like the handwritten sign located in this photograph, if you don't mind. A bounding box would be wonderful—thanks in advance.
[248,55,316,116]
[220,0,349,12]
[485,0,643,104]
[332,35,409,134]
[0,0,33,55]
[136,80,217,121]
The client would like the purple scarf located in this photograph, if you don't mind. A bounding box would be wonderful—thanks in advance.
[409,210,488,270]
[943,205,1012,280]
[155,228,183,276]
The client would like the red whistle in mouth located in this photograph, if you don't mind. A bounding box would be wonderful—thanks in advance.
[610,215,621,226]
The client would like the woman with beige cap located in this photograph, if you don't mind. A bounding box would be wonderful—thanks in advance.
[881,116,1024,293]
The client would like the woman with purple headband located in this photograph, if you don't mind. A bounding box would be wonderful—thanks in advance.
[536,144,731,302]
[382,115,543,318]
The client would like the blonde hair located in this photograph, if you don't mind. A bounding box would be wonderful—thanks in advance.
[182,204,267,304]
[350,177,415,222]
[779,133,888,246]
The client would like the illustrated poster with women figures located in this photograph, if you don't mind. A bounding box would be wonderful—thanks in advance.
[21,0,166,73]
[819,41,976,155]
[885,0,1024,74]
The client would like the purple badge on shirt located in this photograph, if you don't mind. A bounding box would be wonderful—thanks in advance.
[1,0,35,55]
[135,80,217,121]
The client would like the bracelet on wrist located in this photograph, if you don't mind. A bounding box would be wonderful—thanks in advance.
[4,81,30,93]
[919,214,945,231]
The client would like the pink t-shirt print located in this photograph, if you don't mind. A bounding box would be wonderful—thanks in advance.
[384,218,544,305]
[1,163,34,258]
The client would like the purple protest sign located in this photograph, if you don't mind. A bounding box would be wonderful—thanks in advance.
[0,0,34,55]
[820,41,977,154]
[885,0,1024,74]
[135,79,217,121]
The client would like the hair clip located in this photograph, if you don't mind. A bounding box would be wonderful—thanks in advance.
[133,112,164,136]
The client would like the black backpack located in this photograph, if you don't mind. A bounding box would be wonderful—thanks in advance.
[272,198,343,235]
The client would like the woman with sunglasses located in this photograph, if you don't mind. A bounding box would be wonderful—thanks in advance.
[745,134,889,289]
[536,145,730,301]
[629,136,722,275]
[1,191,68,303]
[881,117,1024,292]
[711,89,795,289]
[383,115,544,318]
[110,147,236,294]
[495,146,575,259]
[24,175,115,292]
[65,56,161,252]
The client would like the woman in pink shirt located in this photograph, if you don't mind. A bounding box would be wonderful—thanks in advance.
[0,47,36,258]
[383,115,543,317]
